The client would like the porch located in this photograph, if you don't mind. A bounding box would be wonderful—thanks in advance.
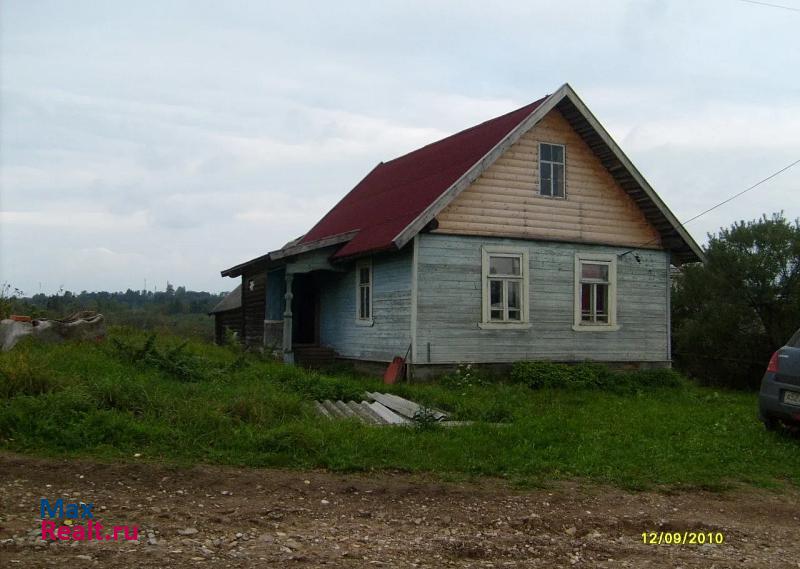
[277,248,345,367]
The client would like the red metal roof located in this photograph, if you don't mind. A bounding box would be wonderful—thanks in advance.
[299,97,548,259]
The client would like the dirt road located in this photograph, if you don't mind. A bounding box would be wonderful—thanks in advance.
[0,453,797,568]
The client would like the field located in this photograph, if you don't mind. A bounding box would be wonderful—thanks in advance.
[1,327,798,491]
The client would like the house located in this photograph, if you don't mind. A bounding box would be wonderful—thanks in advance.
[218,83,703,377]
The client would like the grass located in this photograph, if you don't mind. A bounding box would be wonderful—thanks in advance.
[0,326,798,490]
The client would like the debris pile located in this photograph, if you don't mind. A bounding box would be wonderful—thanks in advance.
[314,392,456,426]
[0,311,106,351]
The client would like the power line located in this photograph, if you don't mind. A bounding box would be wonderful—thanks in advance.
[620,157,800,258]
[680,158,800,226]
[738,0,800,12]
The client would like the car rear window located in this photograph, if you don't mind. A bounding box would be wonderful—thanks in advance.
[789,328,800,348]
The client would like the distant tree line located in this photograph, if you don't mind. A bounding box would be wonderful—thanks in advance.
[1,284,227,340]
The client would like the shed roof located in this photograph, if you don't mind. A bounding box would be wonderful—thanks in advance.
[209,284,242,314]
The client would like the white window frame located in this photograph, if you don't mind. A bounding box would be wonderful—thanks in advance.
[479,246,531,330]
[573,253,619,331]
[355,259,373,326]
[538,142,566,199]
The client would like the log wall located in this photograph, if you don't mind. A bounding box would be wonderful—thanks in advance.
[435,108,662,248]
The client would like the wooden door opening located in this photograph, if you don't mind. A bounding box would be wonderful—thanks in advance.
[291,273,319,345]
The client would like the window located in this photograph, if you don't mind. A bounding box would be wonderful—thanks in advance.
[539,143,565,198]
[480,247,530,329]
[573,254,619,331]
[355,259,373,325]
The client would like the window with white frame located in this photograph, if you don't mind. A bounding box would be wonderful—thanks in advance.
[539,143,565,198]
[574,254,618,330]
[480,247,530,328]
[356,259,373,324]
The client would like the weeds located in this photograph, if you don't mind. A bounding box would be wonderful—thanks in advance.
[0,348,61,398]
[111,334,219,382]
[0,327,798,490]
[510,361,684,392]
[412,407,441,431]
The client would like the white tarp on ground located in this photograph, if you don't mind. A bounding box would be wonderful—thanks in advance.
[0,311,106,351]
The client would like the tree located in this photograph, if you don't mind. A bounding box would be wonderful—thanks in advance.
[673,213,800,389]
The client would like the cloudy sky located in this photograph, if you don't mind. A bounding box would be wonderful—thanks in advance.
[1,0,798,294]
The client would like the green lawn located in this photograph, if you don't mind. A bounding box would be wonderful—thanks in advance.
[1,327,797,490]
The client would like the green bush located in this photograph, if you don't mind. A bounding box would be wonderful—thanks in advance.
[510,361,577,389]
[510,361,684,392]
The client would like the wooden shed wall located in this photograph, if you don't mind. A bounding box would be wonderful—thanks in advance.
[318,247,412,362]
[241,270,267,347]
[214,309,243,345]
[415,233,670,364]
[434,108,662,248]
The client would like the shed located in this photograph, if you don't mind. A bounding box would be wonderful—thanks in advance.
[209,284,242,344]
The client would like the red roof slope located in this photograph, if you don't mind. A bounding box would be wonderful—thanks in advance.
[300,97,547,259]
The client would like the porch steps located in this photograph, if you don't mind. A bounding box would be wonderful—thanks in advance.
[293,345,338,368]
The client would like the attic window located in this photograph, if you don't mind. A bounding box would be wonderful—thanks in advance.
[539,143,565,198]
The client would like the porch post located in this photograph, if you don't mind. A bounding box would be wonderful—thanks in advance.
[283,273,294,364]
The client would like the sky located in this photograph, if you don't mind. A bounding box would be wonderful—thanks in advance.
[1,0,799,294]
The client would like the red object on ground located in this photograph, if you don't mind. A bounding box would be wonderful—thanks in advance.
[299,97,548,260]
[9,315,32,322]
[383,356,406,384]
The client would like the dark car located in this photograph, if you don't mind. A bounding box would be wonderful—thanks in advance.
[759,327,800,431]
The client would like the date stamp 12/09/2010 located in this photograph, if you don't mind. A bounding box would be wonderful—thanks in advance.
[642,531,725,545]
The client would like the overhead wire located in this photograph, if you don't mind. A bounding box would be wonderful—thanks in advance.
[619,158,800,259]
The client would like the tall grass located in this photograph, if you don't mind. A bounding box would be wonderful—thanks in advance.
[0,327,798,489]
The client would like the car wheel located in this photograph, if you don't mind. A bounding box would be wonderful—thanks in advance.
[762,416,781,432]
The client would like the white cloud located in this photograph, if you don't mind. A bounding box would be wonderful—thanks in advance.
[0,210,149,230]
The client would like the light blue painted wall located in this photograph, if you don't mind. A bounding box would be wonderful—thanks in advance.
[318,247,412,362]
[415,233,670,364]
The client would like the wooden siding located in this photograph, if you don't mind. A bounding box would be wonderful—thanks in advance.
[434,108,662,249]
[318,247,412,362]
[415,233,670,364]
[240,270,267,347]
[214,310,243,345]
